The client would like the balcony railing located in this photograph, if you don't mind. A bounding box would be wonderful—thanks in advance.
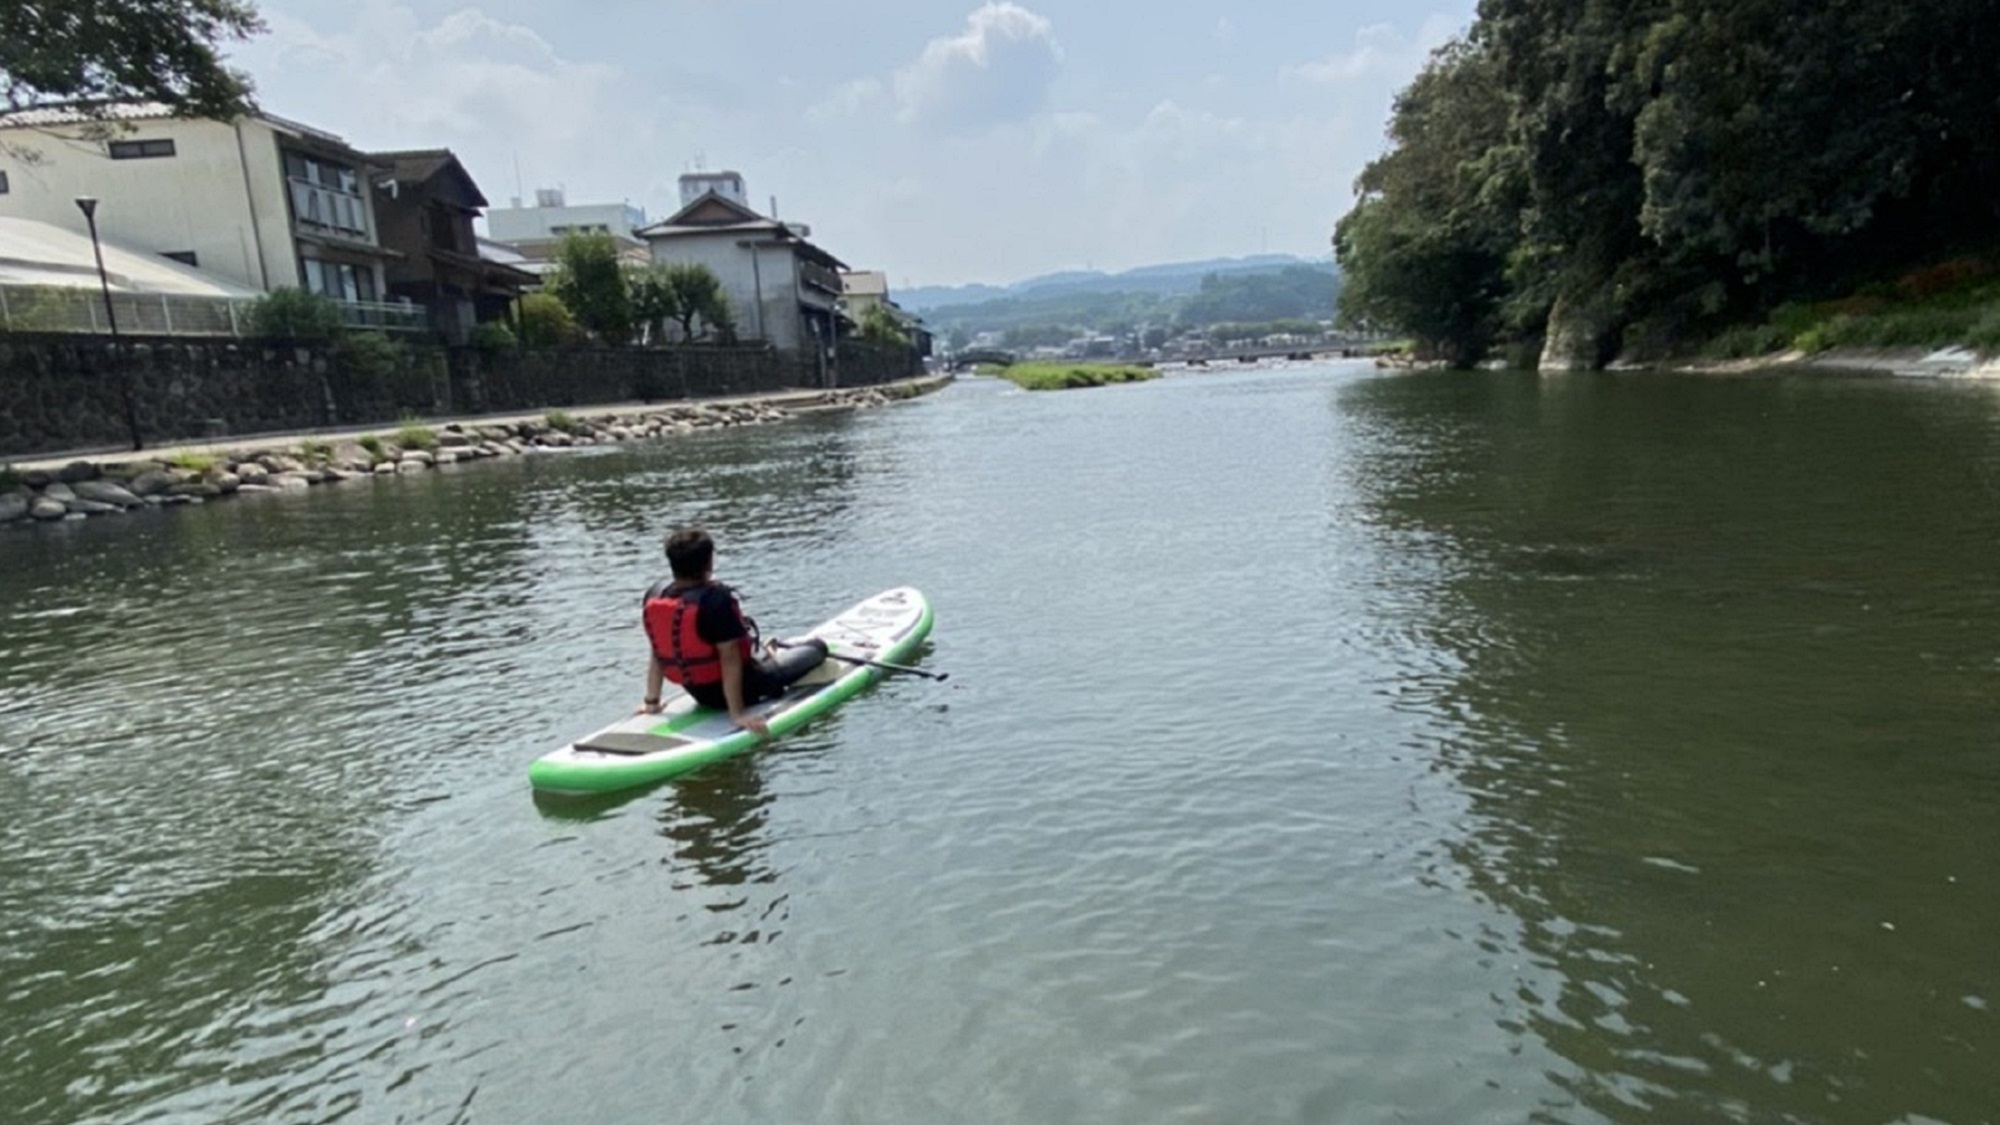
[799,260,843,297]
[0,285,426,337]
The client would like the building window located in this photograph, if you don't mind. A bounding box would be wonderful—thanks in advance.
[300,257,378,303]
[0,170,9,193]
[284,151,369,238]
[162,251,199,267]
[108,138,177,159]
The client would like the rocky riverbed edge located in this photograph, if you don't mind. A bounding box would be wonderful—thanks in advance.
[1,384,920,527]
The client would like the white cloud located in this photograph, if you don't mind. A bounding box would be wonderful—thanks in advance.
[1283,15,1460,85]
[890,3,1063,131]
[1215,16,1236,43]
[237,3,662,207]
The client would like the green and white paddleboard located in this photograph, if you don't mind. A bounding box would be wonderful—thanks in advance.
[529,587,934,795]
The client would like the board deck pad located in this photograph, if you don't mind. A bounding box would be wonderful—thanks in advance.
[529,587,933,795]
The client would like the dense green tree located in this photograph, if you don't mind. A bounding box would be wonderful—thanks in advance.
[660,262,732,341]
[516,292,580,347]
[1341,0,2000,367]
[857,303,911,347]
[1,1,264,120]
[548,232,632,345]
[1335,38,1521,367]
[626,266,681,345]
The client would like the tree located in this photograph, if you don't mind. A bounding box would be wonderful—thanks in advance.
[547,232,633,345]
[661,262,732,342]
[626,266,682,346]
[857,303,911,347]
[1,2,264,120]
[1334,38,1521,367]
[516,292,580,347]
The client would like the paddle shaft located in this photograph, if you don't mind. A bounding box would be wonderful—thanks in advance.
[777,640,949,682]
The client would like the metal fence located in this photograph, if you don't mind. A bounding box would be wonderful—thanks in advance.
[0,285,426,337]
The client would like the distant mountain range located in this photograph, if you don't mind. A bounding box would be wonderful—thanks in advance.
[898,255,1332,312]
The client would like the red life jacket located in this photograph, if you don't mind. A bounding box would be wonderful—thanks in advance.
[643,582,752,687]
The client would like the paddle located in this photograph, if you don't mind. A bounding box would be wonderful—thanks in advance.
[775,640,950,682]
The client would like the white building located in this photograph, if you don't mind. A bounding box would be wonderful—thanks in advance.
[639,188,848,356]
[0,102,398,305]
[484,188,648,266]
[677,171,749,210]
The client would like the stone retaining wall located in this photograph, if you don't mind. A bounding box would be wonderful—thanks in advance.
[0,334,925,459]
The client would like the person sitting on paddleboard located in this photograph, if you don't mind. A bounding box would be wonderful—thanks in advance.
[640,527,828,735]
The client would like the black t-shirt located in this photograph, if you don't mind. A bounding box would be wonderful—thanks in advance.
[645,580,747,647]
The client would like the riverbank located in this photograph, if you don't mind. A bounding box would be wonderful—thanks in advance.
[0,375,950,527]
[1668,345,2000,380]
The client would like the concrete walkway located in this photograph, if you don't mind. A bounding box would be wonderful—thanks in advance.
[9,375,952,473]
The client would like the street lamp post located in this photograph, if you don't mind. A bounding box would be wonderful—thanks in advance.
[75,196,142,450]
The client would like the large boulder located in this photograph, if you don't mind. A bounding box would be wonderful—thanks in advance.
[57,460,101,484]
[0,492,29,522]
[73,479,144,508]
[128,470,177,496]
[30,496,67,520]
[167,480,222,498]
[209,471,242,494]
[235,462,271,486]
[41,481,77,503]
[67,498,120,515]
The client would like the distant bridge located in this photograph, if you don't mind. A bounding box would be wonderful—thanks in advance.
[1161,341,1373,365]
[947,348,1019,370]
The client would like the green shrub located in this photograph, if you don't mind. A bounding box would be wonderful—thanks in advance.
[471,319,517,352]
[168,451,219,474]
[248,287,344,340]
[299,440,334,465]
[334,330,406,381]
[517,292,580,347]
[1702,323,1793,360]
[357,434,385,463]
[395,416,438,451]
[0,464,21,491]
[1966,307,2000,352]
[545,409,583,434]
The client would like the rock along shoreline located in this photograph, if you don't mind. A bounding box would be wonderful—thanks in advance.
[1,378,946,529]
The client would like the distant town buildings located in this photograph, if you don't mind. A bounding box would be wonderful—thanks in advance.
[483,187,649,272]
[0,103,921,363]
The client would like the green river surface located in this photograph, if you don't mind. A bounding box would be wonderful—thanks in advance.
[2,362,1996,1125]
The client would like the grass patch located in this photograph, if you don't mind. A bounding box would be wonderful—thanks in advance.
[997,362,1160,391]
[299,440,334,465]
[357,434,386,463]
[395,417,438,451]
[545,409,584,434]
[167,451,220,474]
[1706,261,2000,358]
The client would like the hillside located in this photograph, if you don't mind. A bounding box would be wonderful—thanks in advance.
[900,255,1322,312]
[904,258,1340,346]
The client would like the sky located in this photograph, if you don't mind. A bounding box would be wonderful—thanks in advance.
[232,0,1477,288]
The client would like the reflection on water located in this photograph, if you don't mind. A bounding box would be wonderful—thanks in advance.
[3,367,1997,1124]
[1343,370,2000,1123]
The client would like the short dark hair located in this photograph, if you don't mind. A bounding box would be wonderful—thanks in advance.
[664,527,714,579]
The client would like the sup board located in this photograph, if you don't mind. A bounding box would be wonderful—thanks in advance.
[529,586,933,795]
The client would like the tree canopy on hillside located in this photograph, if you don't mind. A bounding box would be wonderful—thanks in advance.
[1,1,264,121]
[1337,0,2000,367]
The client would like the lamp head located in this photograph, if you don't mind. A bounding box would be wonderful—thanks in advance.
[74,196,99,220]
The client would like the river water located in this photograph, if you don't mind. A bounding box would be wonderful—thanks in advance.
[2,363,1996,1125]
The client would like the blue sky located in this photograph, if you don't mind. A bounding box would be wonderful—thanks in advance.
[235,1,1475,287]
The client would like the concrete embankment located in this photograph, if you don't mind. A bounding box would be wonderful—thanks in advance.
[0,375,951,528]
